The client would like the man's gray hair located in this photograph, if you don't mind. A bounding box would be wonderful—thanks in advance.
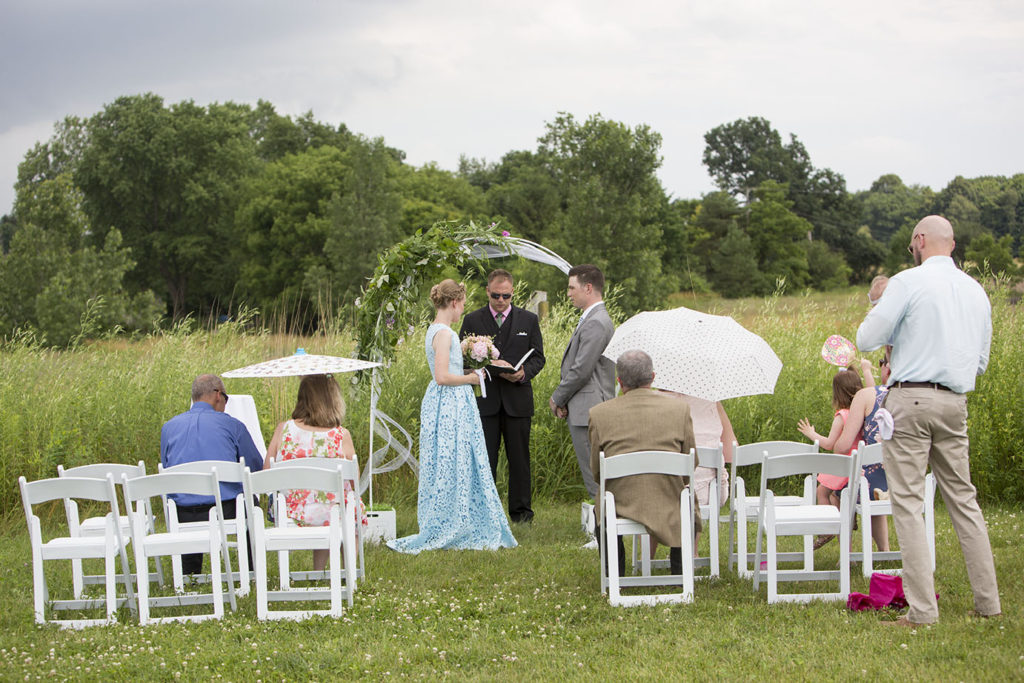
[616,350,654,390]
[191,374,224,402]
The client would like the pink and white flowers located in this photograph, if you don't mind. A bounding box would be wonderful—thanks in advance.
[460,335,500,369]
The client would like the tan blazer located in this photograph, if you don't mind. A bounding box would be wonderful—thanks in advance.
[588,388,697,546]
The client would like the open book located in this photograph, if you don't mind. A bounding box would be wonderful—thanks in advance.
[489,348,535,374]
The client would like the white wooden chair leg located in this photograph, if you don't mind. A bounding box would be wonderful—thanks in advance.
[210,532,224,620]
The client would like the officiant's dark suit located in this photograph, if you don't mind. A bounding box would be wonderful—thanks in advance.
[460,270,546,522]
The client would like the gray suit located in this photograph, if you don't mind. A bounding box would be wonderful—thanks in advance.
[551,302,615,497]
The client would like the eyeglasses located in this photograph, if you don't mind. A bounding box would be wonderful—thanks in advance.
[907,233,922,254]
[878,359,889,368]
[489,292,511,300]
[219,390,229,403]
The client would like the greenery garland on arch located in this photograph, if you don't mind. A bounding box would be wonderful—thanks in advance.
[354,220,513,371]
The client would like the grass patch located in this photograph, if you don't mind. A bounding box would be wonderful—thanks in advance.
[0,500,1020,680]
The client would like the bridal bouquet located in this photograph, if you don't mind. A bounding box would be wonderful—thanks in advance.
[461,335,500,396]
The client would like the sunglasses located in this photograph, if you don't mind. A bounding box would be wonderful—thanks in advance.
[489,292,511,300]
[878,358,889,368]
[219,390,230,403]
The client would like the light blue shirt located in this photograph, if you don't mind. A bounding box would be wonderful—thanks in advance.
[856,255,991,394]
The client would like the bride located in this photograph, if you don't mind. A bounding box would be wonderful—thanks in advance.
[387,279,517,553]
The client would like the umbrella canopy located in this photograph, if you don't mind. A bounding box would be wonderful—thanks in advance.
[602,307,782,402]
[223,353,381,378]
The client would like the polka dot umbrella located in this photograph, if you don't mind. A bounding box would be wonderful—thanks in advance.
[602,307,783,402]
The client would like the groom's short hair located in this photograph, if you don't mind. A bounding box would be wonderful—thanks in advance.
[568,264,604,293]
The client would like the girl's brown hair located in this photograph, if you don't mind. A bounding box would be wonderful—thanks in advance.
[429,279,466,310]
[291,374,345,428]
[832,369,862,411]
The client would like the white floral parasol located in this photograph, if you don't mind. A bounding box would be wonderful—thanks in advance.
[602,307,782,402]
[222,351,381,378]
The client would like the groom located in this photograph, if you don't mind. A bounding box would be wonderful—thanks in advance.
[549,264,615,499]
[460,268,546,523]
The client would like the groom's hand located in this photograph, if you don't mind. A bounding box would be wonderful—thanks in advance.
[503,368,525,383]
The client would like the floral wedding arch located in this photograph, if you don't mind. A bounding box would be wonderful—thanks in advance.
[353,220,571,505]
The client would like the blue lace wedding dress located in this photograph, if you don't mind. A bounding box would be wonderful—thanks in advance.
[387,323,517,553]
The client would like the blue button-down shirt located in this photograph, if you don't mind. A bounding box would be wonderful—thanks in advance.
[159,402,264,506]
[857,255,991,394]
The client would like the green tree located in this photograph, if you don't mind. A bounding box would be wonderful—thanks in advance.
[746,181,811,290]
[324,136,405,301]
[804,240,852,290]
[539,112,669,312]
[965,233,1017,277]
[702,116,811,205]
[857,174,934,243]
[234,145,348,314]
[708,226,764,297]
[398,162,487,234]
[74,94,257,319]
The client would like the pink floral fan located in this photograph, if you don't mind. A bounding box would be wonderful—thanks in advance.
[821,334,857,367]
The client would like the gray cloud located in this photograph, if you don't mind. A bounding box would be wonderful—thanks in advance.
[1,0,1022,215]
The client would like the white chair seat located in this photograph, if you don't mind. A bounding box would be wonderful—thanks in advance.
[753,449,861,604]
[40,535,125,560]
[599,450,696,608]
[729,441,820,577]
[142,530,219,551]
[852,442,936,577]
[123,471,236,625]
[21,474,135,628]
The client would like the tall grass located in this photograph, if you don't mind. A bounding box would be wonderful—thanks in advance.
[1,285,1020,516]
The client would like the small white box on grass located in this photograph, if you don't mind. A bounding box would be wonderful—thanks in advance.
[365,509,396,544]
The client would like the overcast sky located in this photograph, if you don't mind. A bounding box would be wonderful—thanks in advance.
[1,0,1022,217]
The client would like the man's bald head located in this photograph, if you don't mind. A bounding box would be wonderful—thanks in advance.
[910,215,955,265]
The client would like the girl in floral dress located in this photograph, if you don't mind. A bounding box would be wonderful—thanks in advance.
[265,374,367,571]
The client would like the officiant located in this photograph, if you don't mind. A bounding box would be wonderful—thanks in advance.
[460,268,546,523]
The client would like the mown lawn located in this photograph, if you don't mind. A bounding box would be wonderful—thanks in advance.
[0,499,1020,681]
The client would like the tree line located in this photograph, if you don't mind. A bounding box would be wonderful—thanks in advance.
[1,94,1021,345]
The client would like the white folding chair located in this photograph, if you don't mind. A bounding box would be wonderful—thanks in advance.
[122,471,237,625]
[729,440,819,577]
[753,448,862,604]
[57,461,164,594]
[269,456,365,584]
[20,474,135,627]
[599,450,696,607]
[854,441,937,577]
[244,463,358,620]
[159,460,253,596]
[632,444,725,579]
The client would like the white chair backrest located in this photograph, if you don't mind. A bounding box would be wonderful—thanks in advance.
[733,440,817,468]
[58,461,146,481]
[696,444,724,470]
[759,451,861,492]
[245,464,347,498]
[270,457,359,483]
[602,450,695,481]
[22,474,118,508]
[122,471,221,505]
[858,442,883,466]
[159,459,246,483]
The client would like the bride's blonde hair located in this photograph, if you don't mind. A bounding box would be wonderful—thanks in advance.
[429,279,465,310]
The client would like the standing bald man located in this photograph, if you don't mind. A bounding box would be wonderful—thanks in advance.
[857,215,1000,626]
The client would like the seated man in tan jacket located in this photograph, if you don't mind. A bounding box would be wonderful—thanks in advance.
[589,349,698,575]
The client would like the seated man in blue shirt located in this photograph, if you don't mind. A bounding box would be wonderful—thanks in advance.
[160,373,264,574]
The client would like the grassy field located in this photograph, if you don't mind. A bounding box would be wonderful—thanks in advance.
[0,500,1020,681]
[0,285,1020,679]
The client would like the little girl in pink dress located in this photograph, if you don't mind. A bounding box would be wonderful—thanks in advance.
[796,367,863,549]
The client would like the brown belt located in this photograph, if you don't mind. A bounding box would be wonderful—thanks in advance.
[892,381,953,392]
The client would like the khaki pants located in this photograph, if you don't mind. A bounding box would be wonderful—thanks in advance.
[883,387,1000,623]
